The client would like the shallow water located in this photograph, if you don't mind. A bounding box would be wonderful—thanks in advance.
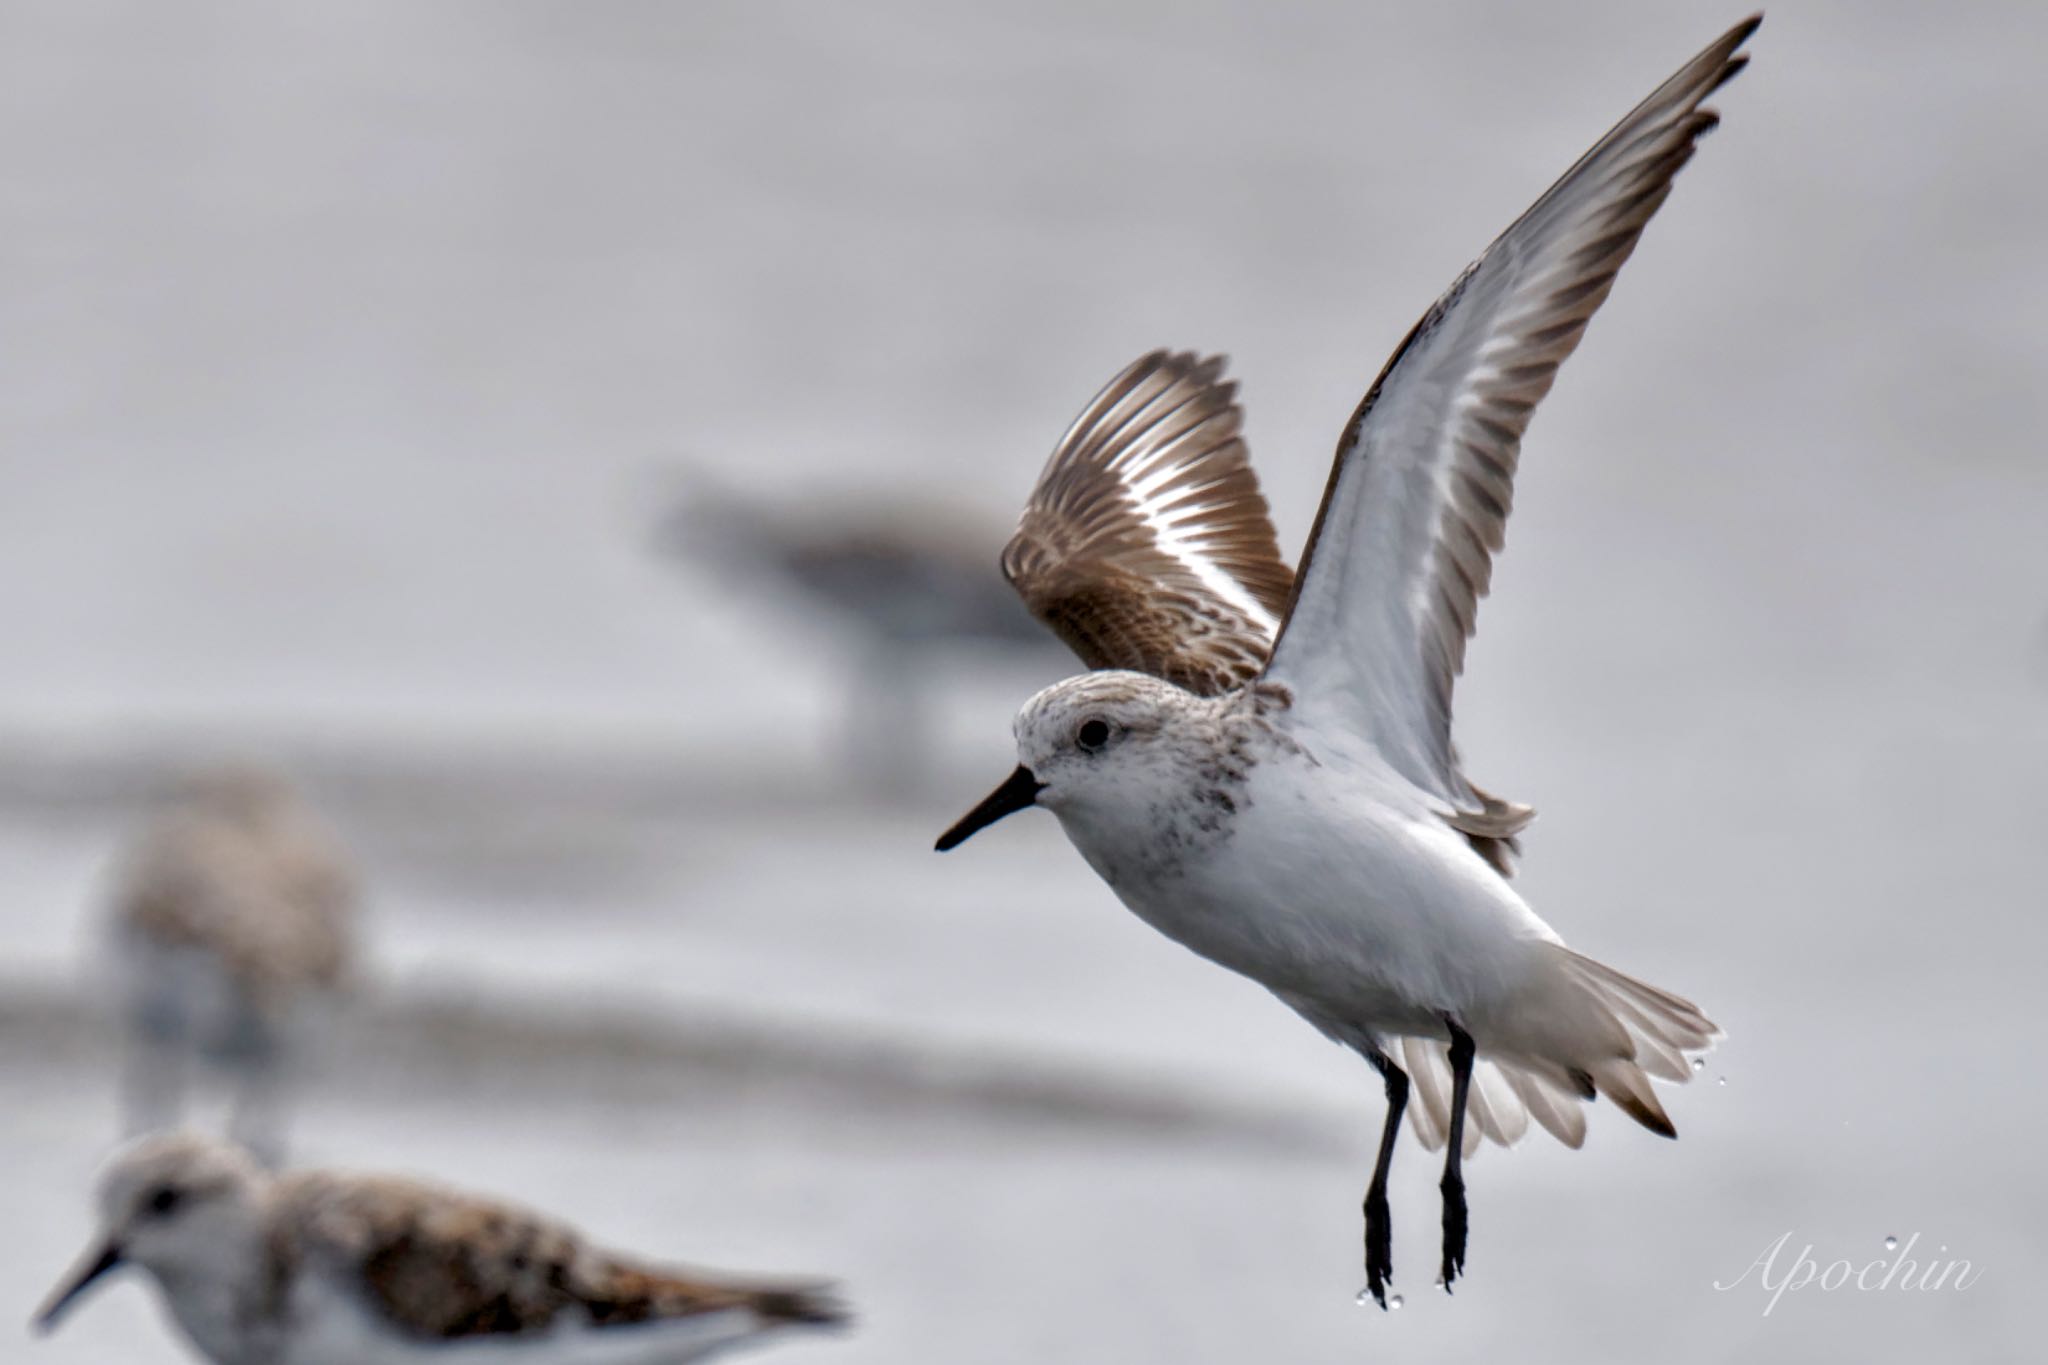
[3,2,2044,1361]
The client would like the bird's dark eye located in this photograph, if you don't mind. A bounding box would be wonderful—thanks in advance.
[1075,718,1111,752]
[144,1185,183,1218]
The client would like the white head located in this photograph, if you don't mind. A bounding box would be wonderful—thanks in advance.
[936,671,1203,850]
[34,1133,269,1336]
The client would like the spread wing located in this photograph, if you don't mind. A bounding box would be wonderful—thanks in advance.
[1265,17,1758,836]
[1003,350,1294,696]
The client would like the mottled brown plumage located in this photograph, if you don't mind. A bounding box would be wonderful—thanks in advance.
[279,1170,842,1341]
[36,1133,848,1363]
[109,769,360,1163]
[1003,351,1293,697]
[116,768,356,1011]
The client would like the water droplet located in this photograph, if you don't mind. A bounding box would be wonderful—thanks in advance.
[1884,1236,1898,1251]
[1390,1295,1404,1310]
[1354,1288,1375,1307]
[1691,1057,1705,1073]
[1716,1076,1727,1086]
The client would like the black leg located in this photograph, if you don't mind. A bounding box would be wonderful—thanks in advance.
[1361,1048,1408,1310]
[1439,1020,1476,1292]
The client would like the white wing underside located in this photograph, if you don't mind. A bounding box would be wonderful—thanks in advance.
[1265,19,1759,822]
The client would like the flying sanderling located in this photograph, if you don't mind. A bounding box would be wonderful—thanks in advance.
[34,1132,849,1364]
[937,16,1756,1306]
[107,767,357,1167]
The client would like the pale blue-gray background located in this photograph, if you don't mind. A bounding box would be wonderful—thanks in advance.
[2,2,2042,1361]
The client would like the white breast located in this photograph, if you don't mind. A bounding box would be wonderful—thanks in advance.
[1061,740,1562,1038]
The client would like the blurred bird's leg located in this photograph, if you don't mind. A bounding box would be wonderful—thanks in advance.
[843,642,922,797]
[1362,1047,1409,1309]
[120,1025,188,1141]
[1439,1020,1475,1292]
[227,1051,292,1169]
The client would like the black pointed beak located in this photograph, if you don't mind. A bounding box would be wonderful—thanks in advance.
[935,765,1045,851]
[33,1240,123,1334]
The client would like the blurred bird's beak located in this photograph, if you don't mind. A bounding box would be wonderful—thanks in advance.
[33,1239,123,1334]
[935,766,1045,851]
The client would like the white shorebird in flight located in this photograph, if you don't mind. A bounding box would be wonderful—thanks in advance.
[937,16,1757,1306]
[34,1132,849,1364]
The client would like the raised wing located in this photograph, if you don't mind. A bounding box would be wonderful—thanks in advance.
[1003,350,1294,696]
[1266,17,1758,826]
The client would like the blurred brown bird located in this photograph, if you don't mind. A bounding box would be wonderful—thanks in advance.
[107,767,358,1166]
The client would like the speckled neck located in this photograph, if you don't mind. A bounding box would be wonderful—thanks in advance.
[1058,684,1307,889]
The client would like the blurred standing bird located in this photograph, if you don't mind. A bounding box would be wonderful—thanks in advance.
[35,1132,850,1364]
[107,767,357,1167]
[652,472,1066,791]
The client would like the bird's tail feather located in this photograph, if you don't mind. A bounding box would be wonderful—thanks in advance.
[1403,948,1718,1153]
[1402,1038,1590,1154]
[1559,948,1719,1137]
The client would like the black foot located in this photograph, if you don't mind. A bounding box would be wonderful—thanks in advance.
[1439,1169,1467,1292]
[1362,1187,1394,1309]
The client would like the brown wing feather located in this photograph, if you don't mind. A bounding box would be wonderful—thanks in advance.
[282,1172,846,1341]
[1023,561,1277,696]
[1003,350,1292,697]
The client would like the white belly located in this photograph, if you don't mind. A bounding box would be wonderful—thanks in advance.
[1057,754,1560,1040]
[283,1273,776,1365]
